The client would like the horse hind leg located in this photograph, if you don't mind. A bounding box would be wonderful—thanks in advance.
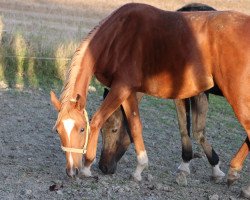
[174,99,192,186]
[191,93,225,181]
[121,92,148,182]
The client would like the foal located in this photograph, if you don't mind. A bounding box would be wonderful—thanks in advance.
[99,3,225,182]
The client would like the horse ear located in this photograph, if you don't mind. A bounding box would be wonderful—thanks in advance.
[50,91,61,111]
[70,94,83,111]
[103,88,109,99]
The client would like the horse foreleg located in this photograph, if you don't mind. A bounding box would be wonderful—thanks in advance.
[81,84,132,177]
[228,137,250,186]
[122,92,148,182]
[191,93,225,181]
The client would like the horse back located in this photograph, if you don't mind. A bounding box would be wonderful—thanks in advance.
[89,3,250,99]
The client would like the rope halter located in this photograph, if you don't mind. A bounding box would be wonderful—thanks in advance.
[61,108,90,154]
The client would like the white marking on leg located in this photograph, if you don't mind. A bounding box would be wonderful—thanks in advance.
[133,151,148,181]
[178,161,190,174]
[63,119,75,142]
[81,165,92,177]
[212,163,225,178]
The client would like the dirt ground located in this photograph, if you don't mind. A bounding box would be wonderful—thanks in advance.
[0,0,250,199]
[0,87,249,200]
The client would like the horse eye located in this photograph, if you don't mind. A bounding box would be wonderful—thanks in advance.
[112,128,118,133]
[80,128,85,132]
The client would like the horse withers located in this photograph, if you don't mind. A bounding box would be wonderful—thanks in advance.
[99,3,225,183]
[51,3,250,196]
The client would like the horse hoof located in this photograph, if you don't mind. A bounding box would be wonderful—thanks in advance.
[80,167,92,178]
[240,186,250,199]
[210,175,224,183]
[130,173,142,182]
[176,171,188,186]
[227,169,240,187]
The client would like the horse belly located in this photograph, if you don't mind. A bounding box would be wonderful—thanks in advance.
[142,74,214,99]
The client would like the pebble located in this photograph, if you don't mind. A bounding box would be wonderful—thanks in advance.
[208,194,219,200]
[56,190,63,195]
[25,189,32,195]
[124,186,130,192]
[163,185,174,192]
[146,174,153,182]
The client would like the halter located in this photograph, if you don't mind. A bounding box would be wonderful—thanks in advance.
[61,108,90,154]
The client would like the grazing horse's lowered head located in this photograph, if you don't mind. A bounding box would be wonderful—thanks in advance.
[51,91,90,178]
[99,88,132,174]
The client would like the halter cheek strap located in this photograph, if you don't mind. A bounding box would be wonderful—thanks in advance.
[61,109,90,154]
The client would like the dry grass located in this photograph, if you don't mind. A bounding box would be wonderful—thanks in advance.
[0,0,250,88]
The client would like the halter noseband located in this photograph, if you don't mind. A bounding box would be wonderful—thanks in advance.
[61,108,90,154]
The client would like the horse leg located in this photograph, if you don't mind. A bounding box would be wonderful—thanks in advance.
[228,137,250,186]
[121,92,148,182]
[174,98,194,186]
[81,84,132,177]
[191,93,225,180]
[174,99,192,185]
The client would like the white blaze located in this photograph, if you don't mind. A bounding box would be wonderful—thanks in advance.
[63,119,75,168]
[63,119,75,142]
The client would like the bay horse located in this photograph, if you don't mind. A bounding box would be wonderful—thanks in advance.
[99,2,226,183]
[50,3,250,195]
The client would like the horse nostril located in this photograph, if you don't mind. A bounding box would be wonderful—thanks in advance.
[99,164,108,174]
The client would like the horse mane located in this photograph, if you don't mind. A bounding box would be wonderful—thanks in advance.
[59,4,130,106]
[59,28,97,105]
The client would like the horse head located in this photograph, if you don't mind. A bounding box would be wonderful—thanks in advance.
[50,91,90,178]
[99,88,132,174]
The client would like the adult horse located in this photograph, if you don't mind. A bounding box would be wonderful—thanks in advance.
[50,3,250,196]
[99,2,226,184]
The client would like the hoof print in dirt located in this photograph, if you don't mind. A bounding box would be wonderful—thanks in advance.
[175,171,188,186]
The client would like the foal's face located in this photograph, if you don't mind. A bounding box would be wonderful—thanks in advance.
[51,92,88,177]
[99,108,131,174]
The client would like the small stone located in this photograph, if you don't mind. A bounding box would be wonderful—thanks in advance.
[27,158,32,161]
[25,189,32,195]
[146,174,153,182]
[118,187,124,193]
[163,185,174,192]
[56,190,63,195]
[156,183,163,190]
[208,194,219,200]
[229,196,237,200]
[175,171,188,186]
[124,186,130,192]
